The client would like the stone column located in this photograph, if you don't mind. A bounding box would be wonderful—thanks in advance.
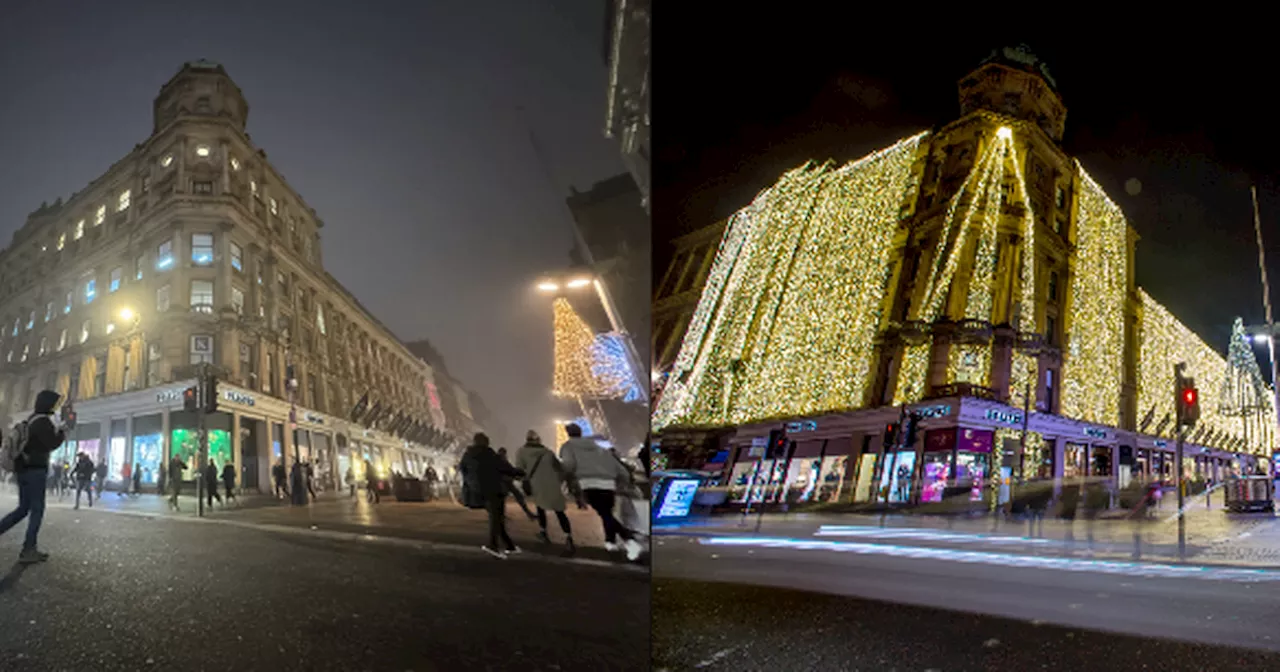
[989,326,1015,401]
[219,141,231,194]
[125,413,135,476]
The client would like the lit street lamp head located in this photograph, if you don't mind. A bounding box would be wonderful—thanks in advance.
[536,281,560,293]
[566,277,592,289]
[119,307,135,322]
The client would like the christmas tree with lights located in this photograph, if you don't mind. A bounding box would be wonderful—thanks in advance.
[1219,318,1270,420]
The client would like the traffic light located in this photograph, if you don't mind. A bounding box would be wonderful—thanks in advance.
[203,374,219,413]
[765,428,788,460]
[883,423,900,450]
[183,386,198,412]
[1176,375,1200,427]
[903,412,922,448]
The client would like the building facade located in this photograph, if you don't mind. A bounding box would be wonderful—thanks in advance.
[651,218,728,395]
[603,0,650,212]
[0,61,481,491]
[654,46,1275,501]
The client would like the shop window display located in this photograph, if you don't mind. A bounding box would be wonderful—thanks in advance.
[108,436,127,482]
[171,428,232,480]
[133,434,163,484]
[879,451,916,503]
[1063,442,1087,479]
[921,451,951,503]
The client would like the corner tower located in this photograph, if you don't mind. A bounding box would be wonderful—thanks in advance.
[958,45,1066,143]
[152,60,249,135]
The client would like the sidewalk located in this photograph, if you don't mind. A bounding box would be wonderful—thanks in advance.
[0,485,647,566]
[659,499,1280,568]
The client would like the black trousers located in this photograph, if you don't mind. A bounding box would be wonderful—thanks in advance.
[485,496,515,550]
[584,489,632,544]
[536,507,572,535]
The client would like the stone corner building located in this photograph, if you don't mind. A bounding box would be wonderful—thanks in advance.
[0,61,481,492]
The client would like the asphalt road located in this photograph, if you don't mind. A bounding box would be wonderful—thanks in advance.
[654,578,1280,672]
[0,504,649,671]
[654,534,1280,658]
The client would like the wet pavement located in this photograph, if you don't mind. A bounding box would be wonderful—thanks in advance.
[0,500,649,671]
[654,578,1280,672]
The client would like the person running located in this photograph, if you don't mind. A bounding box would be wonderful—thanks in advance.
[73,452,95,510]
[0,390,68,563]
[516,430,574,556]
[460,433,522,559]
[272,460,288,499]
[422,464,439,501]
[560,423,644,562]
[222,462,237,504]
[364,458,380,504]
[497,447,537,521]
[203,461,223,509]
[168,454,187,511]
[118,462,132,497]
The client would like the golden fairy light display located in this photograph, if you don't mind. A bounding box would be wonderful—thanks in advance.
[1058,166,1129,427]
[552,297,602,398]
[652,133,927,429]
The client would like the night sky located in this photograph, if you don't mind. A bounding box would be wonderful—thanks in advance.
[0,0,625,447]
[654,13,1280,378]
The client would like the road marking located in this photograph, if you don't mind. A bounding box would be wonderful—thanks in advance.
[816,525,1054,545]
[698,536,1280,583]
[695,647,737,668]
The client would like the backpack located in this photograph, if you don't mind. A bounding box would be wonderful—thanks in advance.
[0,418,32,473]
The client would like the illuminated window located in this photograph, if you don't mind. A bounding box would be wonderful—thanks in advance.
[190,280,214,313]
[38,337,46,357]
[232,287,244,315]
[80,320,90,344]
[156,240,174,269]
[118,189,131,212]
[95,205,106,225]
[105,322,115,335]
[191,233,214,265]
[230,242,243,271]
[64,291,72,314]
[26,310,33,330]
[74,220,85,240]
[44,302,53,322]
[57,329,66,351]
[269,197,278,215]
[230,157,240,171]
[161,154,173,168]
[85,278,97,304]
[316,303,326,335]
[156,285,171,313]
[196,145,210,158]
[142,175,151,193]
[57,233,66,251]
[21,344,28,362]
[110,267,122,292]
[250,180,258,197]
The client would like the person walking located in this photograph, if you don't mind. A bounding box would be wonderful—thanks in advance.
[422,464,439,501]
[460,433,521,559]
[0,390,68,563]
[204,461,223,509]
[516,430,574,555]
[305,461,318,501]
[94,460,108,501]
[345,465,355,498]
[118,462,132,498]
[222,462,237,504]
[560,424,643,562]
[130,462,142,497]
[73,452,95,509]
[157,462,167,497]
[497,447,537,521]
[364,459,380,504]
[168,454,187,511]
[272,460,289,499]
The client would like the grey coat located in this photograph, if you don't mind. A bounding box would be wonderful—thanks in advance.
[515,442,567,511]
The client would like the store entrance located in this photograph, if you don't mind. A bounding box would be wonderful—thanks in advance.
[240,417,262,491]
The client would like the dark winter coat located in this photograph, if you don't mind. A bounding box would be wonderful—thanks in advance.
[459,443,520,506]
[13,390,66,471]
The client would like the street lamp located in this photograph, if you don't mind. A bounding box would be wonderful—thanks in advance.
[535,273,648,405]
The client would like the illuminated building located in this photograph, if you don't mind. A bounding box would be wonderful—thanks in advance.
[603,0,650,212]
[0,61,483,491]
[655,46,1273,501]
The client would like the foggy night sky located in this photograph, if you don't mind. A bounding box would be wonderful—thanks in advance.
[655,13,1280,379]
[0,0,625,447]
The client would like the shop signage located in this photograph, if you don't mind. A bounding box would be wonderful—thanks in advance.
[156,388,184,404]
[1154,440,1168,448]
[914,404,952,419]
[958,428,994,453]
[785,420,818,433]
[751,437,768,447]
[303,412,324,425]
[925,428,957,452]
[984,409,1023,426]
[1084,427,1106,439]
[222,390,256,407]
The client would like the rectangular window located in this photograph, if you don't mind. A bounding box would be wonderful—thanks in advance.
[84,278,96,304]
[157,240,174,270]
[80,320,91,344]
[316,303,326,335]
[44,301,53,322]
[192,234,214,265]
[110,267,123,293]
[95,205,106,225]
[269,197,278,215]
[250,180,258,197]
[230,242,243,271]
[190,280,214,313]
[38,337,46,357]
[26,310,34,330]
[147,343,162,387]
[156,285,171,313]
[20,344,28,362]
[74,220,85,240]
[57,233,66,251]
[142,175,151,193]
[232,287,245,315]
[136,255,145,281]
[193,181,214,195]
[1055,186,1066,210]
[58,329,66,351]
[118,189,131,211]
[190,334,214,365]
[94,355,106,395]
[64,291,72,314]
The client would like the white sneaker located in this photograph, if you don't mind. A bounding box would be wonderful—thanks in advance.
[508,546,523,555]
[604,542,620,552]
[624,538,644,562]
[481,546,507,559]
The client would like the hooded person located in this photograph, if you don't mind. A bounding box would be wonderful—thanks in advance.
[0,390,67,564]
[459,432,523,558]
[516,430,574,555]
[559,423,644,562]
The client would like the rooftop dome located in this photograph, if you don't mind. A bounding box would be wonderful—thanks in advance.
[978,44,1058,91]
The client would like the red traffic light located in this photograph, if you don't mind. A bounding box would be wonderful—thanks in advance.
[1183,388,1197,406]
